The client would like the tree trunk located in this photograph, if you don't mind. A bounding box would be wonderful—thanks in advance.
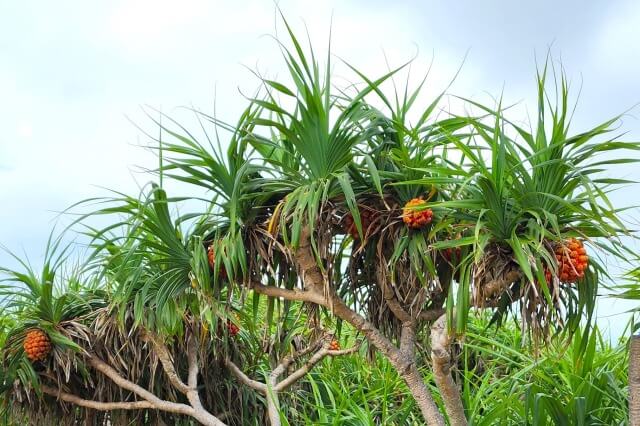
[431,314,467,426]
[291,229,446,425]
[402,364,446,425]
[329,295,445,425]
[631,334,640,426]
[266,391,281,426]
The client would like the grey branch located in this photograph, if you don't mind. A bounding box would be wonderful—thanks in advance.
[224,358,268,393]
[430,313,467,426]
[144,331,191,394]
[86,352,227,426]
[41,385,155,411]
[225,338,360,426]
[250,281,326,305]
[275,345,360,392]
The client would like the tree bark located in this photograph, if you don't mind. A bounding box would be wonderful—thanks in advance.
[41,385,155,410]
[431,314,467,426]
[265,388,281,426]
[225,340,359,426]
[85,354,228,426]
[631,334,640,426]
[256,228,448,425]
[329,295,445,425]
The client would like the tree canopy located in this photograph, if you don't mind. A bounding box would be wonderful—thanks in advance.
[1,16,638,426]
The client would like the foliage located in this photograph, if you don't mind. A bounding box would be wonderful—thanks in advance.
[282,316,629,425]
[0,15,638,425]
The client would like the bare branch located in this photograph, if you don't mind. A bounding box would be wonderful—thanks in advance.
[375,267,413,323]
[184,336,226,426]
[275,344,360,392]
[419,307,446,322]
[250,281,326,305]
[271,339,323,381]
[86,355,195,417]
[224,337,359,426]
[144,332,190,394]
[480,269,522,301]
[85,353,230,426]
[399,323,416,361]
[41,385,154,411]
[326,293,444,423]
[281,229,446,425]
[224,358,268,393]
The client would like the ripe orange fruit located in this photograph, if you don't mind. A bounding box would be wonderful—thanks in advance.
[553,238,589,283]
[23,329,51,362]
[328,340,340,351]
[207,244,215,269]
[343,208,377,239]
[207,243,227,280]
[402,198,433,229]
[443,246,462,262]
[227,320,239,337]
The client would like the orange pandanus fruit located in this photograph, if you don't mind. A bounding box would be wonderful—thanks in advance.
[23,329,51,362]
[227,320,240,337]
[443,246,462,262]
[343,208,377,239]
[554,238,589,283]
[207,243,228,280]
[402,198,433,229]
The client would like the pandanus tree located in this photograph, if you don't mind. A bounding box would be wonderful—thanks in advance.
[1,16,639,426]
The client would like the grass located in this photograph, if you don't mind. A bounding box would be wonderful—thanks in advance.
[268,315,630,425]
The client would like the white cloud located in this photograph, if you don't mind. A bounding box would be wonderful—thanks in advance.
[0,0,638,338]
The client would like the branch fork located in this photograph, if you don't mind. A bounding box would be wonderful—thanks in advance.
[226,336,360,426]
[43,333,227,426]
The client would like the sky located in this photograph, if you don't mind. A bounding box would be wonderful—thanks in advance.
[1,0,639,339]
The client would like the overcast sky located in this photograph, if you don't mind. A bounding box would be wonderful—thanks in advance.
[1,0,639,339]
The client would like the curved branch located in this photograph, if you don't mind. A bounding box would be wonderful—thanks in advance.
[250,281,325,305]
[328,293,444,424]
[225,358,268,393]
[184,337,225,426]
[270,339,324,382]
[41,385,154,411]
[419,307,446,322]
[480,269,522,301]
[275,344,360,392]
[86,354,227,426]
[86,355,195,417]
[257,229,446,425]
[144,332,190,394]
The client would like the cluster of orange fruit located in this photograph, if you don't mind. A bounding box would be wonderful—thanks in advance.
[328,340,340,351]
[207,244,216,269]
[553,238,589,283]
[23,329,51,362]
[207,244,227,280]
[342,208,378,239]
[227,320,240,337]
[443,246,462,261]
[402,198,433,229]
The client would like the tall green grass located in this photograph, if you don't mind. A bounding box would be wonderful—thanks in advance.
[274,316,628,425]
